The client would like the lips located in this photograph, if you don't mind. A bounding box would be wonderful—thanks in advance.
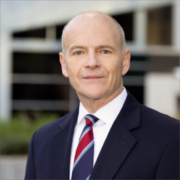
[83,75,103,79]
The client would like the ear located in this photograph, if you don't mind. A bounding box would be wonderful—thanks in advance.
[122,49,131,76]
[59,52,69,78]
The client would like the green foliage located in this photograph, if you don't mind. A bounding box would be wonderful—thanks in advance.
[0,114,59,155]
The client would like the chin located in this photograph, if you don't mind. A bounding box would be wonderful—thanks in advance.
[76,85,107,100]
[83,91,106,100]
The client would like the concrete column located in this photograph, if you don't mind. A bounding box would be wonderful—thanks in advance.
[145,73,179,117]
[46,26,56,40]
[0,33,12,120]
[134,9,147,51]
[172,0,180,51]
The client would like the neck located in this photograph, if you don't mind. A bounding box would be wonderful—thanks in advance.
[78,87,123,114]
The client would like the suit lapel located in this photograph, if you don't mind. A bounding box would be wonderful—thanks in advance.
[49,106,79,179]
[90,92,141,180]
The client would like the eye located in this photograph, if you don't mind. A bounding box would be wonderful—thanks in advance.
[102,50,110,54]
[74,51,83,55]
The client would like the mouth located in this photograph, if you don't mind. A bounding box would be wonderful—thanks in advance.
[83,75,103,80]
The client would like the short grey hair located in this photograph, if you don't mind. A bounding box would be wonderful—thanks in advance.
[61,11,126,54]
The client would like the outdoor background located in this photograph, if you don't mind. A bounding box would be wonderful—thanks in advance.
[0,1,179,179]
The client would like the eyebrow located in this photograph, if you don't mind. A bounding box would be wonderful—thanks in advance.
[97,45,116,51]
[69,46,86,53]
[69,45,116,52]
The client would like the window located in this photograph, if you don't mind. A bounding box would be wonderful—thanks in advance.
[112,12,134,41]
[147,5,172,45]
[13,27,46,38]
[12,51,72,116]
[56,23,66,40]
[13,52,61,74]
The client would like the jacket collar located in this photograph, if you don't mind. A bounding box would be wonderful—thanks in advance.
[121,91,141,130]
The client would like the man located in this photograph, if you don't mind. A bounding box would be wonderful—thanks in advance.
[25,12,179,180]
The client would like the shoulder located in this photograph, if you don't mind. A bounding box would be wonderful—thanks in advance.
[125,91,179,142]
[33,112,73,140]
[141,104,179,127]
[124,91,179,134]
[139,104,179,141]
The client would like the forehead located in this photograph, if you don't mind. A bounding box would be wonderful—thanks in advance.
[63,14,121,50]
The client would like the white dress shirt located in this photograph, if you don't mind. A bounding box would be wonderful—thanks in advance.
[69,88,127,179]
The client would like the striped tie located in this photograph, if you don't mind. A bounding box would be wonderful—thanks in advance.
[72,114,99,180]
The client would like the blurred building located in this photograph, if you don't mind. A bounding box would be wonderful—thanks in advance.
[1,1,179,120]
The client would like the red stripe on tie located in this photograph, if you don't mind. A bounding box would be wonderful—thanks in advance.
[85,117,93,126]
[74,126,94,163]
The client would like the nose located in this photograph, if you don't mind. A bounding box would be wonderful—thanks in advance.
[84,52,100,68]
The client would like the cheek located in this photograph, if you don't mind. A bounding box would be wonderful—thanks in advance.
[105,60,122,77]
[66,61,83,81]
[108,63,123,88]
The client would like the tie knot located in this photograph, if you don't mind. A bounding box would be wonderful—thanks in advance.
[85,114,99,126]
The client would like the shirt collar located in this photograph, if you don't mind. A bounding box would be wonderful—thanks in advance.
[77,87,127,126]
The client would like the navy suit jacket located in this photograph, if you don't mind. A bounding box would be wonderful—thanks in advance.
[25,92,179,179]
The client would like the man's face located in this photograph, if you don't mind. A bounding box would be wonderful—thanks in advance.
[60,15,130,104]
